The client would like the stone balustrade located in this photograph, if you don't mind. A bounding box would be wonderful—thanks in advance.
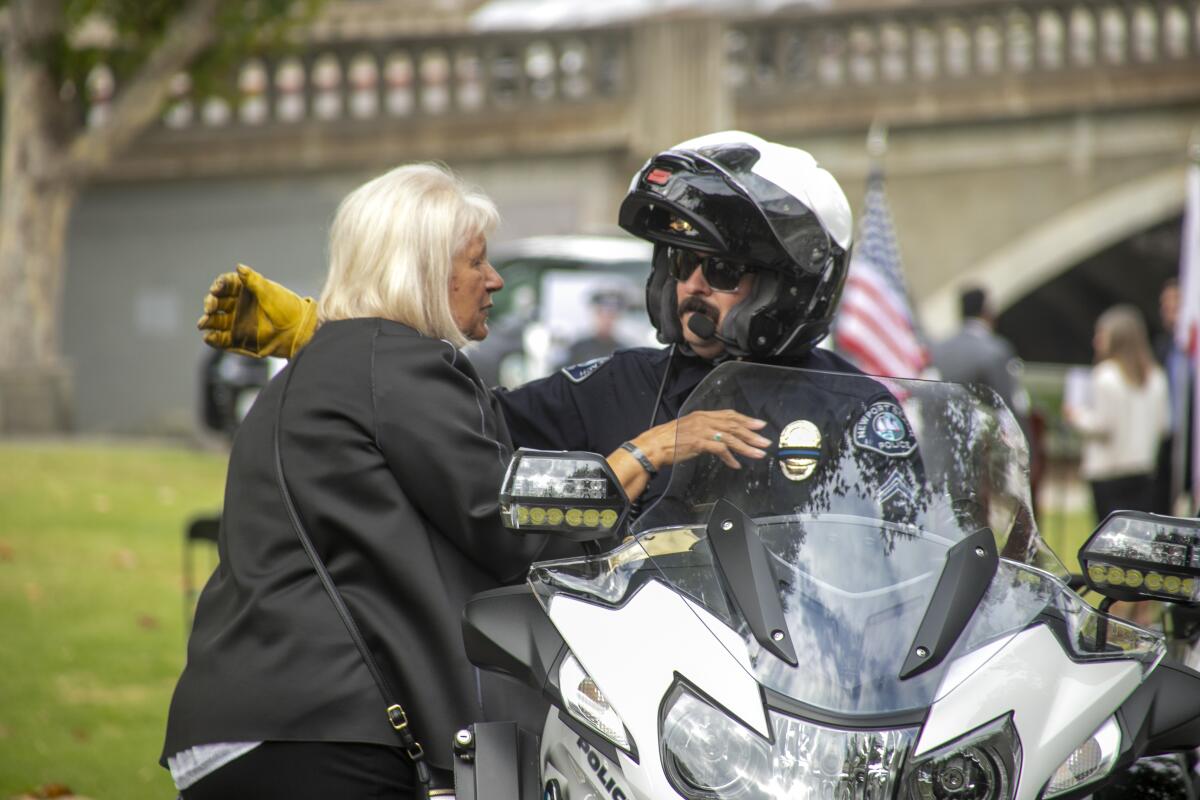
[87,29,630,132]
[731,0,1200,132]
[88,0,1200,178]
[732,0,1199,92]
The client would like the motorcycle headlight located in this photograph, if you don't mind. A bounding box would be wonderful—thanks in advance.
[558,653,632,752]
[1041,716,1121,798]
[661,685,917,799]
[902,715,1021,800]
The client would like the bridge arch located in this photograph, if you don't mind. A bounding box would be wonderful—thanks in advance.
[920,164,1188,339]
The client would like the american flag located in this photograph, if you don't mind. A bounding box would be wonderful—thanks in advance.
[833,167,929,378]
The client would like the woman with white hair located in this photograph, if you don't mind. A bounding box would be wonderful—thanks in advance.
[162,163,544,797]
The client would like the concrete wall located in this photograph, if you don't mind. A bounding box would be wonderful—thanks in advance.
[63,152,624,433]
[61,102,1200,433]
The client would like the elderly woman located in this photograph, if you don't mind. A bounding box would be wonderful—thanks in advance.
[162,164,548,797]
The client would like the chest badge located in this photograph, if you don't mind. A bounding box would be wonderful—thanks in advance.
[779,420,822,482]
[853,401,917,458]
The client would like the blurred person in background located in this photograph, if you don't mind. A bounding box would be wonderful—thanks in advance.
[1153,277,1192,514]
[931,286,1044,514]
[558,287,633,368]
[1065,304,1169,523]
[932,286,1031,442]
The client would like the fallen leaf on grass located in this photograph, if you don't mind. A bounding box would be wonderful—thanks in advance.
[0,541,13,561]
[136,613,160,631]
[111,549,137,570]
[24,582,42,604]
[15,783,80,799]
[70,728,90,743]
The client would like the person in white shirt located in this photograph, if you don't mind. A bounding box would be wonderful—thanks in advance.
[1066,304,1169,522]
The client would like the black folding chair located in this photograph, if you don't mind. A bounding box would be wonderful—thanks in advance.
[183,514,221,633]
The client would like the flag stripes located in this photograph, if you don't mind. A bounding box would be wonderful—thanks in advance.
[834,167,929,378]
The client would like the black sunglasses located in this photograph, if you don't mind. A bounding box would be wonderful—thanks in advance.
[666,247,754,293]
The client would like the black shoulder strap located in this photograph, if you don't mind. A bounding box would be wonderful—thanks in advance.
[272,350,434,795]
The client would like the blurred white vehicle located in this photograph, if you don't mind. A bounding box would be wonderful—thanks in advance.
[465,235,656,388]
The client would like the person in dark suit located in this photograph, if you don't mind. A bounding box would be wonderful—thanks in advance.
[931,287,1030,440]
[1152,277,1192,514]
[164,163,768,798]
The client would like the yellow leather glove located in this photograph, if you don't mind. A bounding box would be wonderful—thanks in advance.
[197,264,317,359]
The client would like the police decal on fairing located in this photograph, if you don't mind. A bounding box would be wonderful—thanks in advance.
[853,400,916,457]
[577,737,629,800]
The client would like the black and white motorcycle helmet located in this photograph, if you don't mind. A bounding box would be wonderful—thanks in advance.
[618,131,853,358]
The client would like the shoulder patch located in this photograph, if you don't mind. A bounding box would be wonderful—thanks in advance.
[561,356,610,384]
[853,401,916,458]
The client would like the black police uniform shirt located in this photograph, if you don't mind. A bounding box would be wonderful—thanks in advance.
[634,366,929,533]
[492,344,862,511]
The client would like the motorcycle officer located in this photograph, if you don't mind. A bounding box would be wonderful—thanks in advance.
[198,131,860,507]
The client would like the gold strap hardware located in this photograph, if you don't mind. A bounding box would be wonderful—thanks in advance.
[387,704,409,732]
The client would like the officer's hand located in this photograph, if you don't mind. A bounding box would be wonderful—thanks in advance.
[643,410,771,471]
[197,264,318,359]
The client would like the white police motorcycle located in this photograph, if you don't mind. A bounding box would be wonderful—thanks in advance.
[454,362,1200,800]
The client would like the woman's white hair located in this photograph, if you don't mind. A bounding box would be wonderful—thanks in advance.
[318,162,499,347]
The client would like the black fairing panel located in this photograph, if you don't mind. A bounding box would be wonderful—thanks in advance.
[463,585,565,693]
[900,527,998,679]
[452,721,541,800]
[1142,659,1200,754]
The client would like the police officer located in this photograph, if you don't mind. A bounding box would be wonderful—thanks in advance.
[491,131,860,507]
[197,132,859,508]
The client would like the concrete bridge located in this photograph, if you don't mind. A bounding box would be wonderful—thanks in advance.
[62,0,1200,432]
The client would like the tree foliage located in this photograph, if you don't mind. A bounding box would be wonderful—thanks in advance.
[3,0,323,143]
[0,0,325,430]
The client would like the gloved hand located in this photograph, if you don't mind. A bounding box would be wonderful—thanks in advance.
[197,264,317,359]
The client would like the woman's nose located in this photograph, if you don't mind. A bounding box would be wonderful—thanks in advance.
[485,262,504,291]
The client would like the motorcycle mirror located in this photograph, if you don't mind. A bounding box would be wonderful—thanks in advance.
[1079,510,1200,604]
[499,448,630,542]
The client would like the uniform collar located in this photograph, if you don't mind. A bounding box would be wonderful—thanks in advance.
[665,350,716,404]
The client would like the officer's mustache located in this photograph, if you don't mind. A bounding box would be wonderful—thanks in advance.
[679,297,719,339]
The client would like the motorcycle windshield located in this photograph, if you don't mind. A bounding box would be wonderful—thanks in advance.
[531,363,1163,719]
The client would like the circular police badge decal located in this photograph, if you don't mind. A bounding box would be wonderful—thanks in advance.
[853,402,916,457]
[778,419,821,482]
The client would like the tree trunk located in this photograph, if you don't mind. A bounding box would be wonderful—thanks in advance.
[0,0,79,432]
[0,0,235,432]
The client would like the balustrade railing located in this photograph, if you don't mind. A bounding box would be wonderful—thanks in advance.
[82,0,1200,153]
[85,29,630,133]
[729,0,1200,95]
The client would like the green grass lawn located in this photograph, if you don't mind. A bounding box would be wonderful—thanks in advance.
[0,440,1102,799]
[0,441,228,800]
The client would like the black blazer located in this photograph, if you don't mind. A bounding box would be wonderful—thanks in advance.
[163,318,546,769]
